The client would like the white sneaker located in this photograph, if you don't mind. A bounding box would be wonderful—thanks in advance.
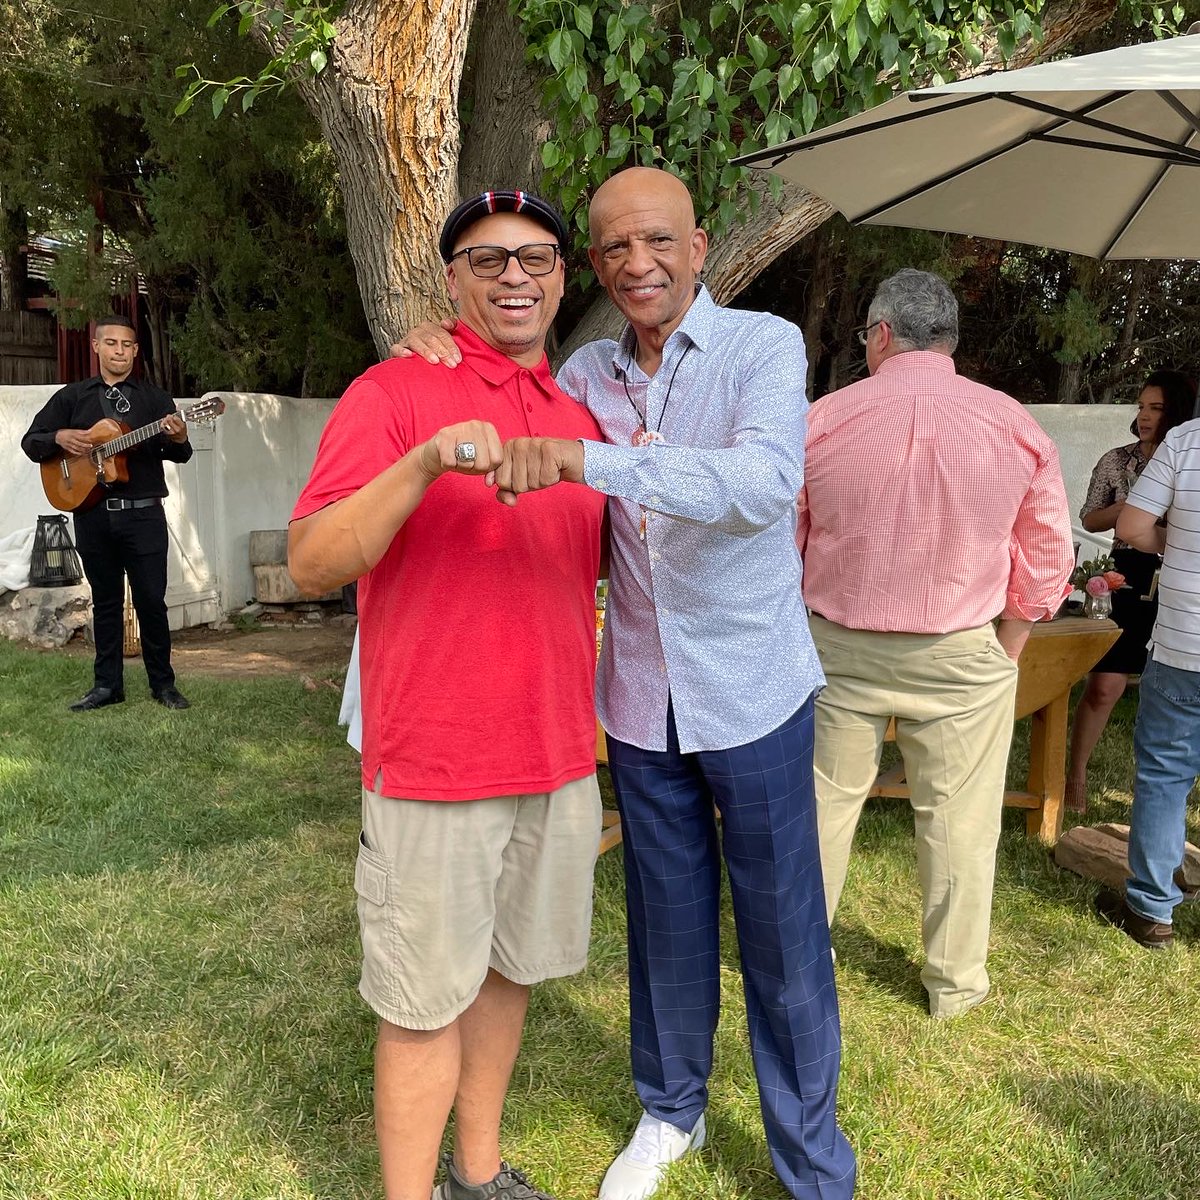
[599,1111,707,1200]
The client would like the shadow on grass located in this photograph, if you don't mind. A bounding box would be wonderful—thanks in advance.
[832,921,927,1013]
[1005,1071,1200,1200]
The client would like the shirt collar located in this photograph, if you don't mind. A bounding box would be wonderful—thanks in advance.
[454,321,556,394]
[875,349,958,377]
[612,284,715,377]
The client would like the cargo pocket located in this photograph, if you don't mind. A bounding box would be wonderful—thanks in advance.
[354,830,394,1014]
[355,830,388,907]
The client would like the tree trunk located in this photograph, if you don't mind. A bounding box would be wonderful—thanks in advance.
[826,276,860,393]
[0,202,29,311]
[141,278,174,392]
[800,229,836,395]
[1098,261,1147,402]
[457,0,548,198]
[1057,358,1084,404]
[261,0,479,357]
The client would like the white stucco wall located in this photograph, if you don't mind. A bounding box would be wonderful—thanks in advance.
[205,392,337,612]
[0,384,1141,627]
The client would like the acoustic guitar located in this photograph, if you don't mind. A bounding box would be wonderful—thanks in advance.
[40,397,226,513]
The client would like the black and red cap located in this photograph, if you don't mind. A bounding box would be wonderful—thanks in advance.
[439,190,569,264]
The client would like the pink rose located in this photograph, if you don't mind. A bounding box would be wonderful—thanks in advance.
[1086,576,1111,597]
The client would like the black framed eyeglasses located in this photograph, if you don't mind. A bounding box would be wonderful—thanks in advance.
[105,385,131,415]
[450,243,560,278]
[856,319,885,346]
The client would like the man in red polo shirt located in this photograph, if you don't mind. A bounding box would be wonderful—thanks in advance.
[289,191,606,1200]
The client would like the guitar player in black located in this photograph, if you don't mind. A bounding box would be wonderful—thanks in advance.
[20,314,193,711]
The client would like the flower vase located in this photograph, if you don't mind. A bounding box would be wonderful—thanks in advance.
[1083,591,1113,620]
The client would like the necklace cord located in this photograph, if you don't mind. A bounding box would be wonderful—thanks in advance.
[619,343,693,437]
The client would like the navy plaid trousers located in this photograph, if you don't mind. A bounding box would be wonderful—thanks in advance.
[607,696,856,1199]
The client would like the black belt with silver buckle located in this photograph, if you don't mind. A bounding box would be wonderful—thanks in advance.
[105,497,162,511]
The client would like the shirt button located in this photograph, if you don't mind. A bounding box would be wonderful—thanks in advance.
[650,551,660,562]
[650,496,661,505]
[595,477,607,488]
[526,402,533,412]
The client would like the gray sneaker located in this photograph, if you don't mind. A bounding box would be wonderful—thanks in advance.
[432,1156,556,1200]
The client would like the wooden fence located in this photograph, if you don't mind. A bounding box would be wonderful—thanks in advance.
[0,312,56,386]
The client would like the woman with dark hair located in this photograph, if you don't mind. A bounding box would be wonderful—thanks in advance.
[1066,368,1197,814]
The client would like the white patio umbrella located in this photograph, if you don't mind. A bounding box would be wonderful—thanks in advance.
[735,34,1200,260]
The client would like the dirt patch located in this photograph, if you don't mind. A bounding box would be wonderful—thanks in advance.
[170,621,357,681]
[54,618,357,681]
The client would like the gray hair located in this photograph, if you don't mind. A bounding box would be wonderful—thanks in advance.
[867,268,959,354]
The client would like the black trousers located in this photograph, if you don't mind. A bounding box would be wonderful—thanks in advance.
[73,503,174,694]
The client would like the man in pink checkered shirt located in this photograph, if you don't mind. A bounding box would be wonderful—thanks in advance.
[798,268,1073,1019]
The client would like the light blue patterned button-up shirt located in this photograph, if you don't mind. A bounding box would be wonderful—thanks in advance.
[558,286,824,753]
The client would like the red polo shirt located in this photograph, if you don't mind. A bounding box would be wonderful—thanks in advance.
[293,326,606,800]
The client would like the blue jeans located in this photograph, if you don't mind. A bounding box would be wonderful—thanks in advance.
[1126,657,1200,924]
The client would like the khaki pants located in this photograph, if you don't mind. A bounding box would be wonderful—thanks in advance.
[811,617,1019,1017]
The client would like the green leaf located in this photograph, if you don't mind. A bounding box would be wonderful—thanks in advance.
[606,12,625,51]
[211,87,230,118]
[811,38,839,82]
[866,0,888,22]
[238,10,255,37]
[879,30,900,69]
[541,141,560,168]
[547,28,569,72]
[749,67,773,92]
[831,0,860,29]
[846,11,863,62]
[175,63,193,79]
[778,63,801,101]
[310,48,328,73]
[764,110,792,146]
[207,3,232,29]
[563,60,587,101]
[801,90,818,132]
[574,4,593,38]
[746,34,770,69]
[173,93,195,118]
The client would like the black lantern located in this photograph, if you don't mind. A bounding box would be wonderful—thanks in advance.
[29,514,83,587]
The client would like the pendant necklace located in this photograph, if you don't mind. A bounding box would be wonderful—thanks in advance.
[619,343,692,540]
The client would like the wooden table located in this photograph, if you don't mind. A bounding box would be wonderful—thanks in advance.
[596,616,1118,854]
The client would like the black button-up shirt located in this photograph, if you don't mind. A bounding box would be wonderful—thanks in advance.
[21,375,193,500]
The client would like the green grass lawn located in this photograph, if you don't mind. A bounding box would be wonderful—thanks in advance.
[0,639,1196,1199]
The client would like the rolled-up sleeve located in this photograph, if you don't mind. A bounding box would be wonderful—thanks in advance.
[1004,445,1075,620]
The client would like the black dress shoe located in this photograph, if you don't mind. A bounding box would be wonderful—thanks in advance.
[152,686,191,710]
[68,687,125,712]
[1094,887,1174,949]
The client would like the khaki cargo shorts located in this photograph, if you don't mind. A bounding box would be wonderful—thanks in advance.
[355,774,602,1030]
